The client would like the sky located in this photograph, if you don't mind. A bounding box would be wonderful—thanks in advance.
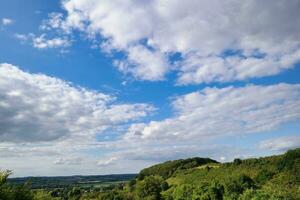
[0,0,300,177]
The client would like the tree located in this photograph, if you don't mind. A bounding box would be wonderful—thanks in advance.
[136,176,165,200]
[172,184,193,200]
[207,181,224,200]
[0,170,34,200]
[255,169,274,184]
[225,175,255,199]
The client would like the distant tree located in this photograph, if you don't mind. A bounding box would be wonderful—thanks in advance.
[233,158,242,165]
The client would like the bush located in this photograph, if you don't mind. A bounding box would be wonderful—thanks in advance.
[255,169,274,184]
[225,175,255,198]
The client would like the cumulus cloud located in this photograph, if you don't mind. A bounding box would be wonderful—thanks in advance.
[94,83,300,166]
[42,0,300,83]
[177,50,300,84]
[259,136,300,152]
[114,45,170,81]
[15,33,71,50]
[0,63,154,142]
[1,18,14,26]
[124,84,300,142]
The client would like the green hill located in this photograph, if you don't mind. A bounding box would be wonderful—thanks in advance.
[162,148,300,199]
[94,148,300,200]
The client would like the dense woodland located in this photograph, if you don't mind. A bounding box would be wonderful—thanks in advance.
[1,148,299,200]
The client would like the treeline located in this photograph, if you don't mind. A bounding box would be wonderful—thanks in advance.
[8,174,136,189]
[1,148,299,199]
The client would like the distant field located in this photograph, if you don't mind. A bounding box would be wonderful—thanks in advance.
[7,174,137,189]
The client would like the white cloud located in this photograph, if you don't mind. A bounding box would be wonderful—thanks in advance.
[259,136,300,152]
[94,143,254,170]
[0,63,154,142]
[116,145,245,163]
[40,13,65,31]
[114,45,170,81]
[124,84,300,142]
[54,157,83,165]
[15,33,71,50]
[177,50,300,84]
[1,65,299,174]
[14,33,29,41]
[1,18,14,25]
[97,156,118,167]
[32,34,71,49]
[42,0,300,83]
[93,83,300,167]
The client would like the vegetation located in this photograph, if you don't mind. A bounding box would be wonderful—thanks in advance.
[1,148,299,199]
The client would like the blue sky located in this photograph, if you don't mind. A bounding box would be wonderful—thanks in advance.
[0,0,300,177]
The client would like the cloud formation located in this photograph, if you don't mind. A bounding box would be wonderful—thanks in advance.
[43,0,300,83]
[0,63,154,142]
[259,136,300,152]
[124,84,300,142]
[1,64,299,175]
[93,83,300,166]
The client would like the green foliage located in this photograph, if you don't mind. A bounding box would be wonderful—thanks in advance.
[171,184,193,200]
[33,190,59,200]
[255,169,275,184]
[238,189,271,200]
[135,175,167,200]
[224,175,255,199]
[67,187,82,200]
[0,170,35,200]
[164,148,300,200]
[233,158,242,165]
[277,148,300,171]
[0,170,12,187]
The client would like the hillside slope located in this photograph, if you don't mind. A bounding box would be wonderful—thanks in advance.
[93,148,300,200]
[162,148,300,199]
